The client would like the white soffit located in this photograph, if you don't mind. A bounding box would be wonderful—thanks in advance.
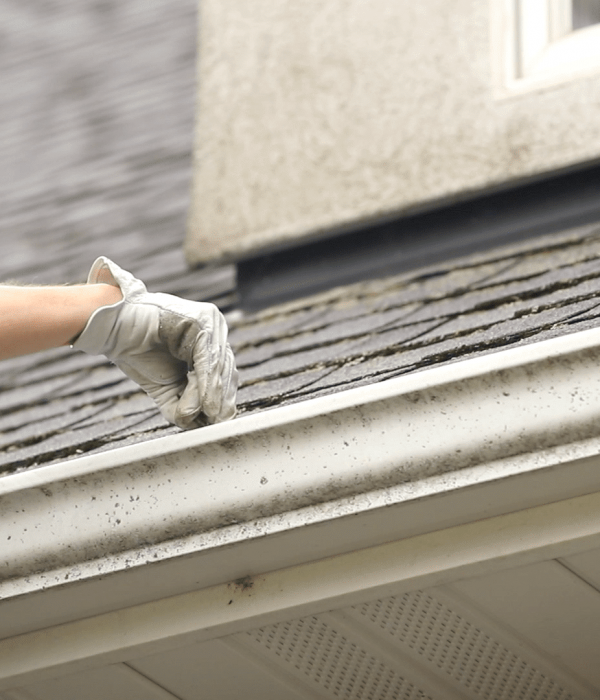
[4,492,600,692]
[4,327,600,636]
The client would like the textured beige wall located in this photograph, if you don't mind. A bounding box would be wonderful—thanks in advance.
[186,0,600,264]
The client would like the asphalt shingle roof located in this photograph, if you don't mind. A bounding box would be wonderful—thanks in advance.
[233,224,600,409]
[2,1,600,474]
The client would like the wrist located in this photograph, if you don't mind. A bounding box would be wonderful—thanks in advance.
[67,284,123,347]
[89,283,123,310]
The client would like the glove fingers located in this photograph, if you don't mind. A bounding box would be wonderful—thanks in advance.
[203,309,231,405]
[153,383,188,427]
[202,341,238,423]
[187,327,219,419]
[175,342,238,428]
[218,344,238,420]
[175,363,220,427]
[174,372,209,429]
[116,358,187,427]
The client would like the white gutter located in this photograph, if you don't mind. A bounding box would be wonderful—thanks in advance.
[3,327,600,638]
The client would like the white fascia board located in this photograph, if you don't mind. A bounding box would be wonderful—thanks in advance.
[3,327,600,637]
[5,489,600,690]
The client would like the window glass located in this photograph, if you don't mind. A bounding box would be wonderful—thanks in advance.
[572,0,600,29]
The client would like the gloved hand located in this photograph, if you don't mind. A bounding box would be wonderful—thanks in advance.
[73,257,238,430]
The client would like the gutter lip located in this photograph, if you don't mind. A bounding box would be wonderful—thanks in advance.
[3,324,600,629]
[3,324,600,495]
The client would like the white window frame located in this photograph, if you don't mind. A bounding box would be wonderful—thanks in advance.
[492,0,600,95]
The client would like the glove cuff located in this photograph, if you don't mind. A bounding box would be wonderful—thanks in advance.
[72,299,124,356]
[72,256,130,356]
[87,256,147,299]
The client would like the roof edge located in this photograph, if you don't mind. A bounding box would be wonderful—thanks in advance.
[3,327,600,633]
[4,323,600,496]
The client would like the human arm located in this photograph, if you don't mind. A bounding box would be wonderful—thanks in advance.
[0,259,238,429]
[0,283,122,360]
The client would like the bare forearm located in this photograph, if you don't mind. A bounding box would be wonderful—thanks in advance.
[0,284,122,360]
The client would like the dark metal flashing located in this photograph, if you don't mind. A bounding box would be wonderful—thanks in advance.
[238,162,600,312]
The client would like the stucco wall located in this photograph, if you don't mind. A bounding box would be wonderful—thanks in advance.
[186,0,600,264]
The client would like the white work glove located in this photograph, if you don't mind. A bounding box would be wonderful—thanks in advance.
[73,256,238,430]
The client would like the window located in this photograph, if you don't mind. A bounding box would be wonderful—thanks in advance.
[573,0,600,29]
[493,0,600,93]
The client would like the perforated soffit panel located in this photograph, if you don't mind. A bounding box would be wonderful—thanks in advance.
[239,590,576,700]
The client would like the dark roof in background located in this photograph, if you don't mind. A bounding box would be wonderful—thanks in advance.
[0,0,233,470]
[2,1,600,474]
